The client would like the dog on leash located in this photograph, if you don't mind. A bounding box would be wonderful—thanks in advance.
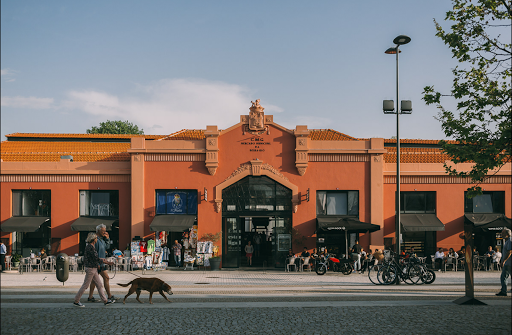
[117,278,173,304]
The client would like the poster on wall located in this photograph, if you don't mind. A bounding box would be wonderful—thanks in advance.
[277,234,291,252]
[131,241,142,255]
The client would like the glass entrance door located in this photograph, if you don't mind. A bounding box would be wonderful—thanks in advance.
[222,217,241,268]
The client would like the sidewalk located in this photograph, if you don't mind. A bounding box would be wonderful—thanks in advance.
[1,267,508,292]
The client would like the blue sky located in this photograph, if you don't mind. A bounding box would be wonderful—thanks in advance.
[1,1,460,141]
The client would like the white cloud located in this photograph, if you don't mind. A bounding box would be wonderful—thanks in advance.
[65,78,283,134]
[1,96,54,109]
[1,68,16,82]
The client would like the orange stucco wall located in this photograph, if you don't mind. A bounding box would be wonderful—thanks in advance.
[140,124,371,253]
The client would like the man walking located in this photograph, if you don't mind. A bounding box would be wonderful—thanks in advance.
[88,224,116,302]
[496,228,512,297]
[0,241,6,272]
[173,240,182,267]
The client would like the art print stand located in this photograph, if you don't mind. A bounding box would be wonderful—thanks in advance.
[196,241,213,271]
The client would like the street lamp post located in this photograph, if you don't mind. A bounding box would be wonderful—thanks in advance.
[383,35,411,274]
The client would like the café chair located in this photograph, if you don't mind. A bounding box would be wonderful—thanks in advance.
[286,257,297,272]
[444,257,457,271]
[301,256,311,272]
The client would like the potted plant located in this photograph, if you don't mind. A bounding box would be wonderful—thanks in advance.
[11,253,22,268]
[199,232,222,270]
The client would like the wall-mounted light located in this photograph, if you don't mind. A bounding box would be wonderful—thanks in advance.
[204,187,208,201]
[175,187,178,189]
[336,188,339,190]
[29,187,32,190]
[97,187,100,190]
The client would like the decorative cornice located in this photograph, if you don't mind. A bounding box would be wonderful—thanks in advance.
[224,163,252,182]
[145,153,205,162]
[1,174,130,183]
[384,175,512,184]
[309,153,370,162]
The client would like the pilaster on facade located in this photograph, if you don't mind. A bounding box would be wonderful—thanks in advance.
[294,125,310,176]
[204,125,220,176]
[369,138,385,249]
[130,137,145,239]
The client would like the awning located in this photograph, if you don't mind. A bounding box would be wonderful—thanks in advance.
[150,215,196,232]
[317,216,380,233]
[0,217,50,232]
[400,214,445,232]
[464,213,511,232]
[70,217,117,231]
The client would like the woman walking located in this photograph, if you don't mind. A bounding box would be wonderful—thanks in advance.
[73,232,115,307]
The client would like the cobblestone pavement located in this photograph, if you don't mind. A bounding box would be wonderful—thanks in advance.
[1,269,511,334]
[2,304,511,335]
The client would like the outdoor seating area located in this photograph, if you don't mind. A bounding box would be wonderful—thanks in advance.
[285,256,312,272]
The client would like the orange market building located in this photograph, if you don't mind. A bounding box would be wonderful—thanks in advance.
[1,102,511,268]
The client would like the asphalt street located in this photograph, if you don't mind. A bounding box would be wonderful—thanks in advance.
[1,268,511,334]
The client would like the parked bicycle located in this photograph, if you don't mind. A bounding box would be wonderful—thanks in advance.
[376,251,423,285]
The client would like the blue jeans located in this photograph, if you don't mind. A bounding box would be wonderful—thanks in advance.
[500,264,511,293]
[174,254,181,267]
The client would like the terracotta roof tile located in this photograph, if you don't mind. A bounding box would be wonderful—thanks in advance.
[384,147,452,163]
[159,130,206,140]
[309,129,358,141]
[1,141,131,162]
[384,138,457,145]
[5,133,165,140]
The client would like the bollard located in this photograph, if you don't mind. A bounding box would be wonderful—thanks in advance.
[56,253,69,285]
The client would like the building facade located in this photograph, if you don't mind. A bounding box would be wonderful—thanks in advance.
[1,102,510,267]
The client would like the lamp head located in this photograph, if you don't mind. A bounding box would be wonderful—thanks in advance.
[385,47,400,54]
[393,35,411,45]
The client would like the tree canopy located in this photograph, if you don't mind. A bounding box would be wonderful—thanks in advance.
[422,0,511,197]
[86,120,144,135]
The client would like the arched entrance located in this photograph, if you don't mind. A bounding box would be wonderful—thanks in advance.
[222,176,292,268]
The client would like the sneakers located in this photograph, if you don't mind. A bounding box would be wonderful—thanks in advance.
[108,296,117,302]
[87,297,98,302]
[104,299,115,306]
[73,302,85,307]
[496,291,507,297]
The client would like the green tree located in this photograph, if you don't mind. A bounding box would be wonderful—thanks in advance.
[86,120,144,135]
[422,0,511,197]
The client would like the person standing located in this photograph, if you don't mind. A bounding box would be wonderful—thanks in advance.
[173,240,182,267]
[73,233,115,307]
[245,241,254,266]
[483,246,495,271]
[351,241,362,273]
[253,233,262,258]
[496,228,512,297]
[0,242,6,272]
[88,224,116,302]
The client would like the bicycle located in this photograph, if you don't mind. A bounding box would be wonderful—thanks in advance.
[377,251,421,285]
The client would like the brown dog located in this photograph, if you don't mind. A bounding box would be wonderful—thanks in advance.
[117,278,173,304]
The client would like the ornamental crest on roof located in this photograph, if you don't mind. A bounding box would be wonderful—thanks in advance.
[249,99,265,131]
[243,99,269,135]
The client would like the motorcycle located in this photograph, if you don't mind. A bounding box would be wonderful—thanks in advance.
[315,255,354,275]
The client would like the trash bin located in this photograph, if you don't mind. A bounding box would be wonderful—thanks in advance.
[56,253,69,283]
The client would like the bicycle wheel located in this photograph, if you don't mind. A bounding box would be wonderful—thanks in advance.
[378,265,397,285]
[316,264,327,275]
[422,269,436,284]
[368,264,382,285]
[341,263,352,275]
[406,264,422,285]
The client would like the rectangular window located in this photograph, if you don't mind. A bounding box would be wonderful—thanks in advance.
[316,191,359,216]
[464,191,505,213]
[79,190,119,217]
[156,190,198,215]
[12,190,51,216]
[400,192,436,213]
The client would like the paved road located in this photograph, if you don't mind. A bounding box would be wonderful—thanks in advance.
[1,269,511,334]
